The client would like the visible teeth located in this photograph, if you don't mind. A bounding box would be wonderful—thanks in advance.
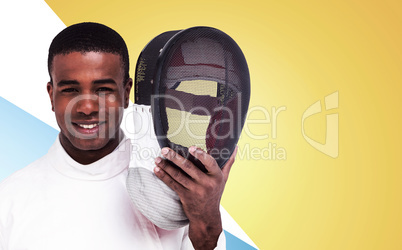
[77,123,98,129]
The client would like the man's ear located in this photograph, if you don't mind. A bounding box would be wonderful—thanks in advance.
[47,82,54,112]
[124,78,133,108]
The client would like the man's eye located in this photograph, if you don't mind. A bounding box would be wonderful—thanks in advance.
[97,87,113,92]
[61,88,78,93]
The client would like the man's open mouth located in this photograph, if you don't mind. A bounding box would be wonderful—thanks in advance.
[72,121,106,134]
[77,123,99,129]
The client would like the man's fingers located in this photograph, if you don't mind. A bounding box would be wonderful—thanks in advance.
[160,147,204,180]
[221,146,237,183]
[189,146,220,175]
[154,160,187,193]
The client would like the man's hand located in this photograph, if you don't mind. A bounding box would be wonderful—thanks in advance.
[154,146,237,250]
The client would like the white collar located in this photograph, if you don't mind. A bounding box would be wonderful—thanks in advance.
[50,135,132,181]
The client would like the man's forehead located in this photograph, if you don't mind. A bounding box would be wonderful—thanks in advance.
[51,51,124,78]
[52,51,122,64]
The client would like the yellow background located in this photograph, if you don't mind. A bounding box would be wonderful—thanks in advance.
[44,0,402,249]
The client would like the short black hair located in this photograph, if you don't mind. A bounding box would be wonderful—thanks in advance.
[48,22,129,84]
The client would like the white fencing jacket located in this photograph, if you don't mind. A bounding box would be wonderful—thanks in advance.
[0,136,225,250]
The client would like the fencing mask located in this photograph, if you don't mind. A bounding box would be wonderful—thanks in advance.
[126,26,250,229]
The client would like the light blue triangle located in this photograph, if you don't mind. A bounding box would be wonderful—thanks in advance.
[225,230,258,250]
[0,96,58,182]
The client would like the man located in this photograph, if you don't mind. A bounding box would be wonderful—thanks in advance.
[0,23,235,249]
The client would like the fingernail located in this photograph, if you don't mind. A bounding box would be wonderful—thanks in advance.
[189,146,196,153]
[154,166,160,173]
[155,157,161,164]
[161,148,169,155]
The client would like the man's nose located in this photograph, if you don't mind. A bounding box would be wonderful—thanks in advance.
[76,94,99,116]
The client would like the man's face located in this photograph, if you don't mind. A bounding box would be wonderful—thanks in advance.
[47,51,132,158]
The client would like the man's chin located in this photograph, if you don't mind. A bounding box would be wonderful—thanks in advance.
[71,138,111,151]
[59,128,122,153]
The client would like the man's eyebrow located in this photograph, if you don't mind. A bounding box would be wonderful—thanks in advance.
[56,79,117,86]
[93,79,117,85]
[57,80,79,87]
